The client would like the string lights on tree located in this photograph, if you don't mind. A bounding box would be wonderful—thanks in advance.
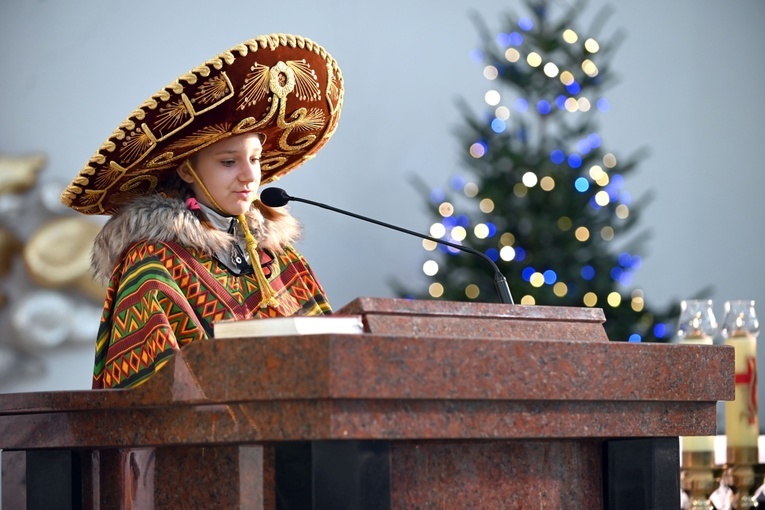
[397,0,678,342]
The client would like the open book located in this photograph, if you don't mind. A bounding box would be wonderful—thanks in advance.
[213,315,365,339]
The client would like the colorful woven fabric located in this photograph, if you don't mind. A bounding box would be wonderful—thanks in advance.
[93,240,330,389]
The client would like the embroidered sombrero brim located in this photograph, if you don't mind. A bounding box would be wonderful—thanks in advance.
[61,33,343,215]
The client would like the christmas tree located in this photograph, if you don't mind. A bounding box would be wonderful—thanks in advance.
[396,0,679,342]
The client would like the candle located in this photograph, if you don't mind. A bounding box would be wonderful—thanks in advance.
[681,334,716,454]
[676,300,719,461]
[725,333,759,448]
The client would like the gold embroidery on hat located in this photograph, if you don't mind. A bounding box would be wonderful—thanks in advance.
[120,175,158,192]
[120,127,155,164]
[261,156,287,171]
[143,123,238,169]
[194,75,229,106]
[232,117,259,134]
[118,124,160,170]
[166,124,231,153]
[259,60,323,153]
[90,154,107,166]
[238,63,270,110]
[145,152,178,168]
[152,89,172,103]
[275,104,317,151]
[93,161,128,188]
[191,72,234,114]
[327,64,342,113]
[155,99,192,134]
[323,67,342,142]
[80,189,104,205]
[290,108,326,132]
[148,95,196,143]
[144,81,233,155]
[255,34,281,51]
[269,62,296,99]
[286,60,320,101]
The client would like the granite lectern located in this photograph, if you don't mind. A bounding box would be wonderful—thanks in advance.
[0,298,733,509]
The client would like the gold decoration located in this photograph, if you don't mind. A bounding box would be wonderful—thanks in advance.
[292,108,327,132]
[269,61,297,98]
[238,63,270,109]
[287,60,321,101]
[166,123,232,153]
[195,74,231,106]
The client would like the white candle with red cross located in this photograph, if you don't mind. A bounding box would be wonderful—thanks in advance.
[725,333,759,449]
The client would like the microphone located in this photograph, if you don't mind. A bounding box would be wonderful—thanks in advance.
[260,187,515,305]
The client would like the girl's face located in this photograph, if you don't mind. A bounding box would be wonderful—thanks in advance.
[178,133,262,216]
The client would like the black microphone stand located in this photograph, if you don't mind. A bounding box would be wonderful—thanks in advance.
[274,191,515,305]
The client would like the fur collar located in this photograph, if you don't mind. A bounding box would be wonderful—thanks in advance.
[91,194,301,285]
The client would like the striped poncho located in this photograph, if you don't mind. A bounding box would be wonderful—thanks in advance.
[90,195,331,389]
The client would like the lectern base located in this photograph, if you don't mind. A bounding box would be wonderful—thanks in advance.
[3,438,679,509]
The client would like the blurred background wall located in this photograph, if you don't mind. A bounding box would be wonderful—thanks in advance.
[0,0,763,425]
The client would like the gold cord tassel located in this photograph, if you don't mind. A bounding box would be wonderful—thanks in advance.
[182,159,279,309]
[237,214,279,309]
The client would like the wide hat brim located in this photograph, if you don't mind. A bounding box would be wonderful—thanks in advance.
[61,33,343,215]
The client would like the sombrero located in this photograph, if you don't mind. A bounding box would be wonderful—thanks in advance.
[61,33,343,215]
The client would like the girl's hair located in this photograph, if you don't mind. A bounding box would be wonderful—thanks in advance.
[163,166,213,227]
[254,198,286,222]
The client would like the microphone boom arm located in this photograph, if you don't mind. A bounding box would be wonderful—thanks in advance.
[289,195,515,305]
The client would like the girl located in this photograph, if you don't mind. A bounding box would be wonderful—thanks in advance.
[60,33,344,389]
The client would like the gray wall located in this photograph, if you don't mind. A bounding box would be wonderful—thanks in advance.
[1,0,764,418]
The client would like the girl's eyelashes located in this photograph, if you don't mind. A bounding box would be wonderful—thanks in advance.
[220,156,260,166]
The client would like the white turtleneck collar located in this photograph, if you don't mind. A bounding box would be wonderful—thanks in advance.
[198,202,238,233]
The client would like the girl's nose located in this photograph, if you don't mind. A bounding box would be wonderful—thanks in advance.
[240,161,260,181]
